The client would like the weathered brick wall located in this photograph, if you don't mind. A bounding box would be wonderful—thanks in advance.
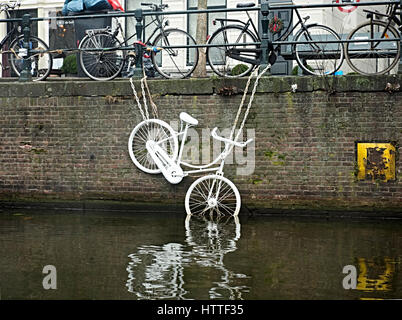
[0,75,401,214]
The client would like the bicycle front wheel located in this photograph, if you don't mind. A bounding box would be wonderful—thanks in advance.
[294,25,344,76]
[79,32,125,81]
[151,29,198,79]
[128,119,179,174]
[9,35,52,81]
[345,20,400,75]
[206,25,259,78]
[185,175,241,217]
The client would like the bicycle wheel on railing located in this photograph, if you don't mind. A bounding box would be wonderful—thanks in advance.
[79,32,125,81]
[206,25,259,78]
[8,35,52,81]
[294,24,344,76]
[151,28,199,79]
[185,174,241,217]
[345,20,400,75]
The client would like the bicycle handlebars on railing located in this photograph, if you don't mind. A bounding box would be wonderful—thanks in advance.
[211,127,253,148]
[141,2,168,10]
[0,0,20,11]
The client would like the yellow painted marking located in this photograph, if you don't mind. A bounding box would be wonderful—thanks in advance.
[356,143,396,181]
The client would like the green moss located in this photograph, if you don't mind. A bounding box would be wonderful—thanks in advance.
[192,96,197,109]
[355,76,371,89]
[264,150,275,158]
[231,64,249,76]
[61,55,77,74]
[252,179,263,185]
[285,91,294,109]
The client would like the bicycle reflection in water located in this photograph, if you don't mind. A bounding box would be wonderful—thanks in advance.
[126,215,249,299]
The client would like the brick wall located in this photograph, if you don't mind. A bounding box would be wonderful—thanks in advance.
[0,75,401,215]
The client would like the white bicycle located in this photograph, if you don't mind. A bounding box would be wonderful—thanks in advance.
[128,112,252,217]
[128,64,270,217]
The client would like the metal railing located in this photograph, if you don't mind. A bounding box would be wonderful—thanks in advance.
[0,0,400,81]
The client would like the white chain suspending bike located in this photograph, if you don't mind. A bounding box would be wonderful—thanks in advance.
[128,64,271,217]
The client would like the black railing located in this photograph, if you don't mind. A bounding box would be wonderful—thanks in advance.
[0,0,400,81]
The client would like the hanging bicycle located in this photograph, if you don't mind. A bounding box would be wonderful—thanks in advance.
[128,64,270,217]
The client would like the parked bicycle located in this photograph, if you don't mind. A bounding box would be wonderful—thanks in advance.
[0,0,52,81]
[206,2,344,77]
[345,3,401,75]
[79,2,199,80]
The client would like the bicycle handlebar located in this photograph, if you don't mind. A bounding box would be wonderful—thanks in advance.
[0,0,21,11]
[211,127,253,148]
[141,2,169,10]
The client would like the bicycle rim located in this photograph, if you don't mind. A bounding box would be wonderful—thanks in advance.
[345,21,400,75]
[295,25,344,76]
[128,119,179,174]
[9,35,52,81]
[79,33,125,81]
[185,175,241,217]
[151,29,198,79]
[207,25,258,78]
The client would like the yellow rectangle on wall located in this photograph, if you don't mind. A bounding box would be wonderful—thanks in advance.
[357,143,396,182]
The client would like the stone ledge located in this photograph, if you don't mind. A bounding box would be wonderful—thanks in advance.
[0,74,400,97]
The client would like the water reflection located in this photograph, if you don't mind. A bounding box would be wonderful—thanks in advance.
[357,257,397,292]
[126,215,249,300]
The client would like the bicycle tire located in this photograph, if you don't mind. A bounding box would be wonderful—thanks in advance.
[128,119,179,174]
[206,25,259,78]
[79,32,125,81]
[345,20,400,75]
[185,174,241,217]
[151,28,198,79]
[294,24,344,76]
[9,35,53,81]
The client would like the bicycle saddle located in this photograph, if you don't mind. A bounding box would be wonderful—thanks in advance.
[180,112,198,126]
[236,2,255,8]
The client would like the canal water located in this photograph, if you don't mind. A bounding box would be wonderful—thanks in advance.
[0,209,401,300]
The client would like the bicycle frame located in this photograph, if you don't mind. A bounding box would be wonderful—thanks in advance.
[213,8,316,66]
[365,4,401,50]
[146,115,253,187]
[151,122,226,178]
[112,8,169,48]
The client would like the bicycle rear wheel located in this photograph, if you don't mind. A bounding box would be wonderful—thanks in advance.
[79,32,125,81]
[9,35,52,81]
[151,29,198,79]
[294,25,344,76]
[128,119,179,174]
[206,25,259,78]
[185,175,241,217]
[345,20,400,75]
